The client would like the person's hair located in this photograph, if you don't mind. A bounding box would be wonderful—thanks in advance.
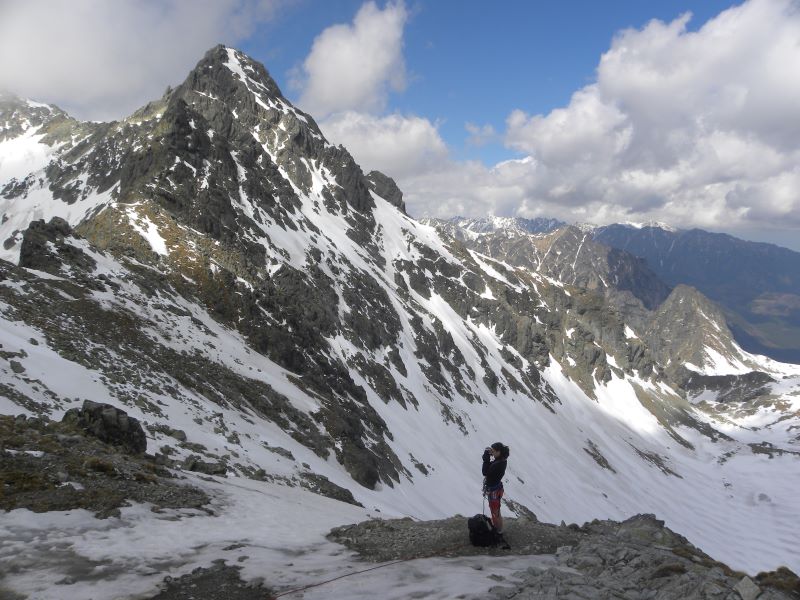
[491,442,510,459]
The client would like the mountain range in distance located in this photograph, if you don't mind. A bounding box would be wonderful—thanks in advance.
[440,216,800,364]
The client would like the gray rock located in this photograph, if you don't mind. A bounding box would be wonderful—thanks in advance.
[366,170,405,213]
[297,472,362,507]
[169,429,187,442]
[18,218,98,277]
[182,455,227,476]
[62,400,147,454]
[734,576,761,600]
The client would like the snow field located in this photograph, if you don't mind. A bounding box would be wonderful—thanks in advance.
[0,477,547,600]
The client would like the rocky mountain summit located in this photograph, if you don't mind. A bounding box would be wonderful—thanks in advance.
[1,46,799,599]
[441,215,566,237]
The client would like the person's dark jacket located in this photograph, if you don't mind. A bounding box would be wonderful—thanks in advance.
[482,450,506,489]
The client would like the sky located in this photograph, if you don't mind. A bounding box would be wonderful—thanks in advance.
[1,0,799,250]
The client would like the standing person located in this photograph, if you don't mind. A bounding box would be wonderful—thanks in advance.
[482,442,510,536]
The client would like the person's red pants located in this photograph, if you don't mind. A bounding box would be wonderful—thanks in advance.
[487,486,504,527]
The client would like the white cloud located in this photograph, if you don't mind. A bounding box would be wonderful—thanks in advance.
[505,88,631,166]
[401,160,532,220]
[291,0,800,250]
[320,111,446,179]
[295,1,407,118]
[0,0,284,121]
[493,0,800,233]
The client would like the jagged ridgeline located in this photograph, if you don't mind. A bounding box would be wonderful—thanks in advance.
[0,45,594,486]
[1,45,799,579]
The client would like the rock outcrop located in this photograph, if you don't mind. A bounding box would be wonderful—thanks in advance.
[62,400,147,454]
[328,514,800,600]
[0,414,207,517]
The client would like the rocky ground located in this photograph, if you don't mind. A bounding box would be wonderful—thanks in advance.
[0,413,209,518]
[146,563,271,600]
[0,409,275,600]
[2,407,798,599]
[329,514,800,600]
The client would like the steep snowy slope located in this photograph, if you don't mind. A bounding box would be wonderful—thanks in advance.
[0,47,798,598]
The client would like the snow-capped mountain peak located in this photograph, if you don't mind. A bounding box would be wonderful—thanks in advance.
[436,215,566,236]
[1,47,799,597]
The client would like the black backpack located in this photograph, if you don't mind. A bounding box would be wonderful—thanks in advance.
[467,514,497,547]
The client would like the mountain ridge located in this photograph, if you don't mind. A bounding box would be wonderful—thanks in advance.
[593,224,800,363]
[1,45,799,598]
[433,215,800,363]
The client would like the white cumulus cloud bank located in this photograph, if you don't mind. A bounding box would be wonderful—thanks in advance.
[320,111,447,179]
[0,0,284,121]
[313,0,800,246]
[296,1,407,118]
[296,1,447,189]
[492,0,800,234]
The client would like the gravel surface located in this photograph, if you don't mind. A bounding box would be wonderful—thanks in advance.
[327,514,800,600]
[328,515,583,562]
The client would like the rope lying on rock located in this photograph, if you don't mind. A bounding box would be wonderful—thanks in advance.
[267,542,473,599]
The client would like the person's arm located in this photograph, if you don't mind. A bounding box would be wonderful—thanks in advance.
[482,448,491,476]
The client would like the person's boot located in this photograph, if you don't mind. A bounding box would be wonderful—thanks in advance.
[495,530,510,549]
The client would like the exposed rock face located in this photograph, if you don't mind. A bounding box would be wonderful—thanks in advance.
[0,94,66,141]
[425,220,677,391]
[423,218,799,451]
[682,371,776,404]
[644,284,753,379]
[62,400,148,454]
[18,217,98,277]
[432,222,671,313]
[366,170,405,212]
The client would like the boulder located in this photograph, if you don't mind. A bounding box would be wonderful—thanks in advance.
[182,455,227,476]
[62,400,147,454]
[18,217,97,275]
[734,576,761,600]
